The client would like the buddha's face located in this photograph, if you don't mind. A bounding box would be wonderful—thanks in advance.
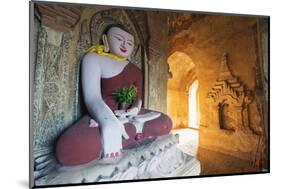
[105,27,135,58]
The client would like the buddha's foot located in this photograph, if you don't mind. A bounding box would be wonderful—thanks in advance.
[104,149,122,158]
[99,149,123,164]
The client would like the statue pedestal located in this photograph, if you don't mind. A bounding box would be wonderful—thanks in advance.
[35,134,201,186]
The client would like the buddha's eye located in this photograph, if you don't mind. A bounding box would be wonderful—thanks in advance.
[114,36,122,41]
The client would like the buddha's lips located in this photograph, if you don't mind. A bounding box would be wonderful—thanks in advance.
[120,48,127,53]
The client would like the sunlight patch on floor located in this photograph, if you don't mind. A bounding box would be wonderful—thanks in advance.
[172,128,199,157]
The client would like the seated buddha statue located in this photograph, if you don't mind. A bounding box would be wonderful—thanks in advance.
[55,25,172,166]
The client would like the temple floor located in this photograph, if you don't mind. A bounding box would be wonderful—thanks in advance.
[172,128,260,175]
[197,147,260,175]
[171,128,199,157]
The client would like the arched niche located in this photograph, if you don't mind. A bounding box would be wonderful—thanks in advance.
[207,53,253,132]
[218,100,236,132]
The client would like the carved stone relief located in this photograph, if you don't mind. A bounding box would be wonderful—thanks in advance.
[32,26,71,179]
[207,53,254,132]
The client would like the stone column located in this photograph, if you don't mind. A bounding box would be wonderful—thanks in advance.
[146,12,169,113]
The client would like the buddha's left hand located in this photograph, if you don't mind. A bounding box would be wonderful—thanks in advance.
[126,107,139,116]
[114,107,139,118]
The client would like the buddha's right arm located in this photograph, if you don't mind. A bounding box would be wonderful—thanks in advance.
[81,54,129,139]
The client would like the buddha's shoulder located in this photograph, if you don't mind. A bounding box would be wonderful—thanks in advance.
[82,52,111,64]
[83,52,106,62]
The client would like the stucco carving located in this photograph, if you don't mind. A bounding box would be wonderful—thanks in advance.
[32,26,71,179]
[207,53,254,131]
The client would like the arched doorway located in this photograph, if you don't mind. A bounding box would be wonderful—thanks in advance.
[167,51,197,129]
[188,80,199,129]
[167,51,199,156]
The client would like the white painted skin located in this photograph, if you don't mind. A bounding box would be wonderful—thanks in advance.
[82,27,160,163]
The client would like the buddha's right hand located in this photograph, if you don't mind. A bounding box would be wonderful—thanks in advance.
[100,120,129,163]
[110,119,129,139]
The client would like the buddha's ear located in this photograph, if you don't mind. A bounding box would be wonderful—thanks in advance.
[102,34,110,52]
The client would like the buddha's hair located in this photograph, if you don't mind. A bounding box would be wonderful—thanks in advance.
[102,24,131,35]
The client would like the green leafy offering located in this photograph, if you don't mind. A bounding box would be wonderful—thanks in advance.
[112,85,137,105]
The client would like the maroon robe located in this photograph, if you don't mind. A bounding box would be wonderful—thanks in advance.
[56,63,172,166]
